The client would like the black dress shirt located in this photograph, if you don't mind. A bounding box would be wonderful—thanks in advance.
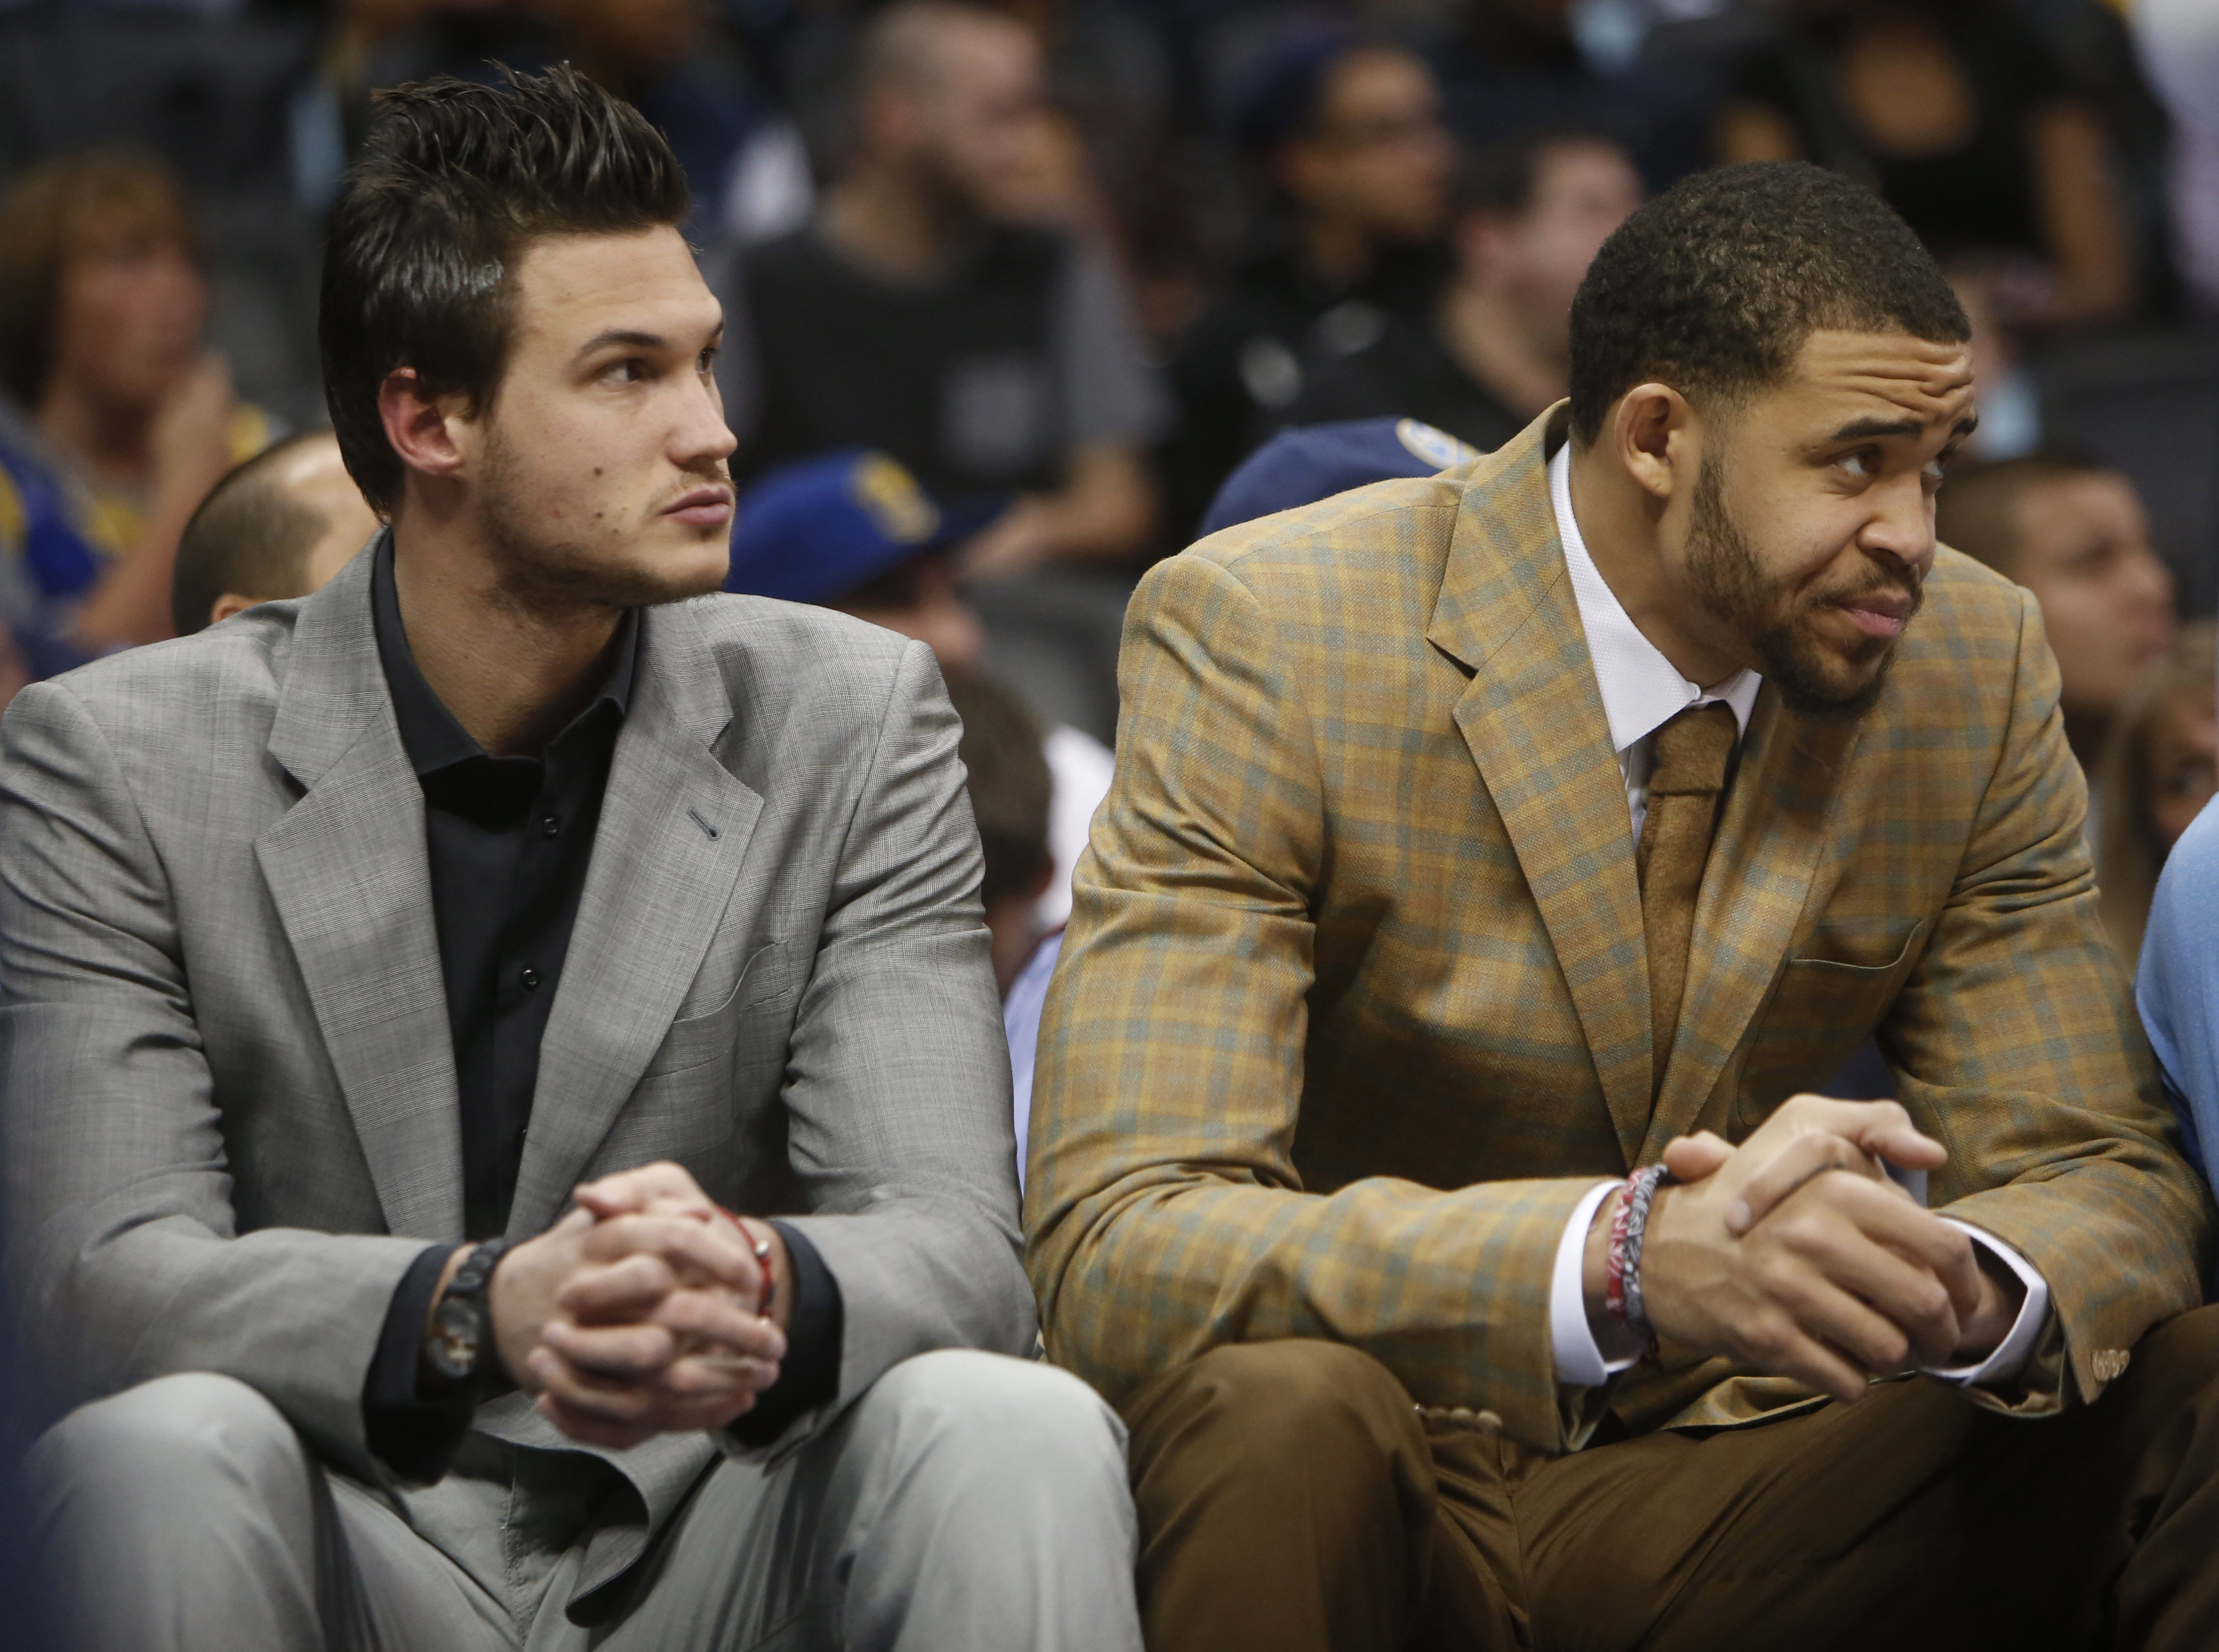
[358,536,840,1478]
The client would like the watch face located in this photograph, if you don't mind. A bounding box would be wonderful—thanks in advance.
[427,1296,479,1382]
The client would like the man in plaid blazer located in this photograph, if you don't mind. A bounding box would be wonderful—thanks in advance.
[1028,161,2219,1648]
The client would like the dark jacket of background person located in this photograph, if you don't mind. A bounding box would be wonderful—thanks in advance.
[1716,0,2137,329]
[722,221,1162,503]
[0,553,1034,1610]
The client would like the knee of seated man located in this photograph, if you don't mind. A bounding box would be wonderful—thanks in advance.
[869,1350,1126,1484]
[1132,1339,1413,1462]
[34,1372,305,1500]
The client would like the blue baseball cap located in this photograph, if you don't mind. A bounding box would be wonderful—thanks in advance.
[725,449,1007,605]
[1199,417,1481,538]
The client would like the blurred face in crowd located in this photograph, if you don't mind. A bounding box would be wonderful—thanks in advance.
[1460,139,1642,347]
[49,206,206,417]
[893,13,1053,222]
[2002,471,2175,723]
[412,226,735,606]
[1657,329,1975,715]
[1281,47,1452,246]
[2147,683,2219,850]
[834,554,986,669]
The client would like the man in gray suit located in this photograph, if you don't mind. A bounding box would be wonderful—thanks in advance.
[1,65,1141,1652]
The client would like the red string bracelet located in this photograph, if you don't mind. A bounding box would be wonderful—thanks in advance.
[716,1205,777,1319]
[1604,1175,1636,1325]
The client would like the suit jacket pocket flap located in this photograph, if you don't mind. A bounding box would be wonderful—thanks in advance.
[643,942,796,1079]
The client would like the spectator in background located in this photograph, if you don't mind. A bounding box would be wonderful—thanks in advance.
[1937,453,2175,784]
[169,431,380,637]
[2134,0,2219,315]
[1425,0,1717,189]
[2095,622,2217,967]
[1200,415,1479,539]
[0,148,270,668]
[1717,0,2134,330]
[543,0,814,250]
[718,0,1163,577]
[1285,128,1640,451]
[943,666,1064,1188]
[1157,25,1452,542]
[945,664,1058,994]
[723,447,1115,939]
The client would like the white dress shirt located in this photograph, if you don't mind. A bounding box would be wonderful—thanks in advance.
[1538,444,2051,1392]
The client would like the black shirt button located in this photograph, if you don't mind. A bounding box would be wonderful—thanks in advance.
[540,816,560,837]
[520,965,542,990]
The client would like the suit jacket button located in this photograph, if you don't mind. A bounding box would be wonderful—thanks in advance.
[1472,1409,1504,1434]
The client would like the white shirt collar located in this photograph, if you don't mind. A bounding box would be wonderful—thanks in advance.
[1548,443,1762,755]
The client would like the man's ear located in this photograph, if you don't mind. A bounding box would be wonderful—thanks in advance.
[377,367,468,486]
[1611,383,1697,506]
[208,592,259,627]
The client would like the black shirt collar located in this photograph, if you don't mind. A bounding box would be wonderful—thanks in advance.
[369,529,640,777]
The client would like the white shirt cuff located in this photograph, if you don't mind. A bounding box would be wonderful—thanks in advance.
[1549,1194,2051,1392]
[1550,1179,1644,1388]
[1923,1220,2050,1387]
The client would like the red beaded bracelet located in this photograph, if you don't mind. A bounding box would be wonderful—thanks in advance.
[717,1205,777,1319]
[1604,1176,1636,1324]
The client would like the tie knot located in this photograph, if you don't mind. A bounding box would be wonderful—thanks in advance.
[1647,701,1738,797]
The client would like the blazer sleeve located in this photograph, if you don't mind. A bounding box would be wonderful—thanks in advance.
[747,639,1037,1459]
[0,680,429,1481]
[1025,551,1601,1449]
[1887,589,2212,1415]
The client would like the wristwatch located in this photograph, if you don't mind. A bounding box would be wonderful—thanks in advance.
[425,1237,513,1389]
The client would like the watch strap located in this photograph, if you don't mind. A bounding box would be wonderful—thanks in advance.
[443,1236,513,1390]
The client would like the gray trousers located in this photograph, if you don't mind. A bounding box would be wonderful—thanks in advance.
[31,1350,1143,1652]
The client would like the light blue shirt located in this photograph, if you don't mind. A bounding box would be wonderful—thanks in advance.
[1005,929,1064,1195]
[2137,794,2219,1299]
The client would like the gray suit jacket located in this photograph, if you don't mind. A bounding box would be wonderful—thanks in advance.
[0,549,1032,1598]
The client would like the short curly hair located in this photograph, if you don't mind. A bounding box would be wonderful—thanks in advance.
[1568,161,1968,445]
[320,64,689,514]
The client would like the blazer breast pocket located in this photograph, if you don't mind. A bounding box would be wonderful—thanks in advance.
[641,942,800,1080]
[1737,918,1929,1118]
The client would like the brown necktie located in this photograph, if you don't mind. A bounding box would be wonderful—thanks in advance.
[1637,701,1738,1101]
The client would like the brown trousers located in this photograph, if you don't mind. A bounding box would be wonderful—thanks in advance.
[1120,1307,2219,1652]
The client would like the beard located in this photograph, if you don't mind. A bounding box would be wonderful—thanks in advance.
[1682,453,1921,720]
[476,422,729,613]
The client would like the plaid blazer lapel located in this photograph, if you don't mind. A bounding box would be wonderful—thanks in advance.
[1641,691,1854,1159]
[1427,416,1653,1168]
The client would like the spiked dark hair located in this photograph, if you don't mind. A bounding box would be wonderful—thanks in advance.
[319,64,689,513]
[1568,161,1968,445]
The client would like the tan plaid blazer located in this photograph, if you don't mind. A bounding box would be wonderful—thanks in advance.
[1025,406,2210,1452]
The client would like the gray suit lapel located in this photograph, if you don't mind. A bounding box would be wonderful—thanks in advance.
[507,600,762,1239]
[255,548,466,1241]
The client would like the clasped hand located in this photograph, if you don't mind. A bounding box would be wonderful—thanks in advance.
[1589,1097,2025,1402]
[486,1162,788,1448]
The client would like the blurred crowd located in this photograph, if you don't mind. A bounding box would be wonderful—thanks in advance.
[0,0,2214,950]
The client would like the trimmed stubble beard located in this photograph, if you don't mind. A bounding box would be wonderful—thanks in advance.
[474,413,731,615]
[1682,450,1922,720]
